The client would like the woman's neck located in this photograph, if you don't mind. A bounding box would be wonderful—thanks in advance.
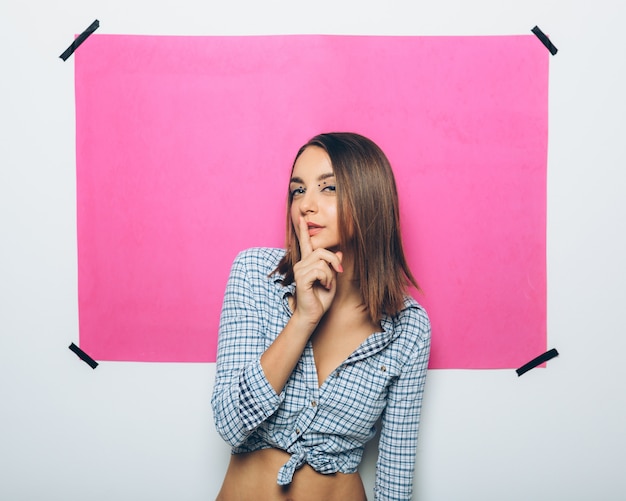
[333,252,362,306]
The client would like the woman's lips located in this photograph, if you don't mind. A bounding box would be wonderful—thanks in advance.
[307,223,323,236]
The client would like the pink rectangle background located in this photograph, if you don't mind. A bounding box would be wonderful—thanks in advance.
[75,34,548,368]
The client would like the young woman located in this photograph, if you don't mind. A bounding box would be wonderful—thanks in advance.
[211,132,431,501]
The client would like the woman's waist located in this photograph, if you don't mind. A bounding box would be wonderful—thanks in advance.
[217,448,367,501]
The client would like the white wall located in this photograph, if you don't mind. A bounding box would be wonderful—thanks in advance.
[1,1,625,499]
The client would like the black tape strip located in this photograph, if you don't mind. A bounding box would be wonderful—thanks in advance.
[59,19,100,61]
[531,26,558,55]
[69,342,99,369]
[516,348,559,376]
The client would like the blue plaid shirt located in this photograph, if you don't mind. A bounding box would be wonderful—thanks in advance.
[211,247,431,501]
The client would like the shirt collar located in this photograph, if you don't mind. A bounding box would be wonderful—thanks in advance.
[272,267,419,344]
[272,270,296,298]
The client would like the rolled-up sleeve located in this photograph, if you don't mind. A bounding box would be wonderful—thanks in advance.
[211,250,285,447]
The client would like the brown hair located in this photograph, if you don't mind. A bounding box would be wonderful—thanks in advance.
[274,132,419,323]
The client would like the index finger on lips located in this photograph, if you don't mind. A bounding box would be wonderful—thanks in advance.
[298,216,313,259]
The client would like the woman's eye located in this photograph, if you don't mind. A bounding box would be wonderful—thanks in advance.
[322,185,336,193]
[290,187,305,198]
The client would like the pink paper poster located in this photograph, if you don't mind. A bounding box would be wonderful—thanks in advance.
[75,34,548,368]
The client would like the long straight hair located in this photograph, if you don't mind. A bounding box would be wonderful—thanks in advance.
[274,132,419,323]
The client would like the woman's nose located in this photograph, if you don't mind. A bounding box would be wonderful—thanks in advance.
[299,191,317,213]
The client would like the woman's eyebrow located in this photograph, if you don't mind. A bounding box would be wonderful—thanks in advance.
[289,172,335,184]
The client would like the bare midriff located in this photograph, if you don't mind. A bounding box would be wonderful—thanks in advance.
[215,448,368,501]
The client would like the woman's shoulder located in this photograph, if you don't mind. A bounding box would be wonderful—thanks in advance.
[231,247,287,275]
[391,295,431,343]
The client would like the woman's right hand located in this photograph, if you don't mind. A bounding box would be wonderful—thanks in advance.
[292,216,343,328]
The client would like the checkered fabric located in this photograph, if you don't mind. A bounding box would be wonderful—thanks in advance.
[211,248,431,500]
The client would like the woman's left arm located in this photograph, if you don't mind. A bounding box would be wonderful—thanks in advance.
[374,306,431,501]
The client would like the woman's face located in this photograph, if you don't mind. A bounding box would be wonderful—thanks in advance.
[289,146,340,251]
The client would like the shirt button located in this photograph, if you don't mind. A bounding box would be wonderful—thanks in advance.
[381,365,387,372]
[296,428,301,435]
[311,400,317,408]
